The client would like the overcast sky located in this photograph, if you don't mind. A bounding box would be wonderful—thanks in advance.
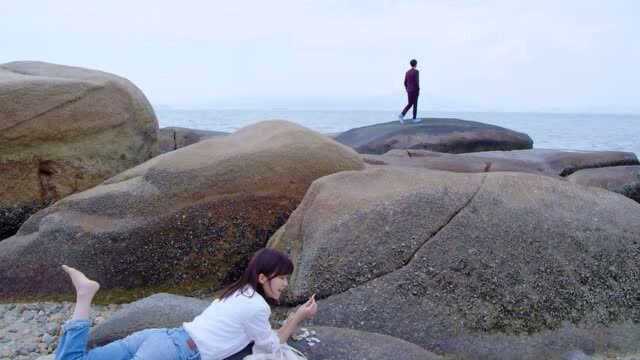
[2,1,639,112]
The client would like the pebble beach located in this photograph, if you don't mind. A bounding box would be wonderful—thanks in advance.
[0,303,122,360]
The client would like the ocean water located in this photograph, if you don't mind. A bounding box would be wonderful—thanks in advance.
[156,109,640,156]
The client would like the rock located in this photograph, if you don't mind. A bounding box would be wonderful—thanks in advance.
[89,293,209,347]
[269,167,640,352]
[562,350,592,360]
[0,121,364,300]
[41,334,54,346]
[467,149,638,176]
[22,310,35,321]
[290,326,442,360]
[158,126,227,153]
[430,321,640,359]
[363,149,551,176]
[270,167,485,300]
[568,165,640,203]
[334,118,533,155]
[1,347,14,358]
[17,344,37,355]
[35,355,54,360]
[365,148,639,178]
[0,61,159,240]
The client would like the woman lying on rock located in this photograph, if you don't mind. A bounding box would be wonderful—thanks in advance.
[55,248,317,360]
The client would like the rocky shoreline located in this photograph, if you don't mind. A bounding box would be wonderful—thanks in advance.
[0,302,122,360]
[3,61,640,360]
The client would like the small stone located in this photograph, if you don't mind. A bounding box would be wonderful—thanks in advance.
[561,350,591,360]
[1,347,14,358]
[41,334,54,345]
[46,323,59,336]
[23,310,35,321]
[46,305,62,315]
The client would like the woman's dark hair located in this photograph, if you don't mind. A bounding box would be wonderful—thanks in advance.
[410,59,418,67]
[220,248,294,303]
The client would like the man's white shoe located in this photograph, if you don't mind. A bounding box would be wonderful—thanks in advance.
[398,114,404,124]
[412,118,421,123]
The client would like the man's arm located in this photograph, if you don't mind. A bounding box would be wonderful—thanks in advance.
[416,70,420,91]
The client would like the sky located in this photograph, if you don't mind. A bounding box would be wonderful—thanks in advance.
[2,1,639,113]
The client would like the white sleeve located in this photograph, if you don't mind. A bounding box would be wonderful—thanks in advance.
[243,305,283,354]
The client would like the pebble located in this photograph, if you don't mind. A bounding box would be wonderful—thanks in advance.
[0,301,122,360]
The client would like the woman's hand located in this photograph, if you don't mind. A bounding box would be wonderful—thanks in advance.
[294,294,317,320]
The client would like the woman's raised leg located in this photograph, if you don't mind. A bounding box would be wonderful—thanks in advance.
[55,266,178,360]
[55,265,108,360]
[61,265,100,321]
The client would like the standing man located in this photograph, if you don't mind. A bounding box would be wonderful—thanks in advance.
[399,59,420,124]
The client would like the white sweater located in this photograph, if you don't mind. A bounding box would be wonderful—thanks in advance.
[183,287,284,360]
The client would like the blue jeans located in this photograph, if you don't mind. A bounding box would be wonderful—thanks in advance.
[55,320,200,360]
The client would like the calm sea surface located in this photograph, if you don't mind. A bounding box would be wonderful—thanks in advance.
[156,109,640,156]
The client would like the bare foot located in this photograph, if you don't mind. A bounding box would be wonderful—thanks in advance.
[61,265,100,299]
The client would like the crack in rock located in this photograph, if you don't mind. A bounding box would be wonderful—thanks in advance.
[306,173,489,303]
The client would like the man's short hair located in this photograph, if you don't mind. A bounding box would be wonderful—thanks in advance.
[410,59,417,67]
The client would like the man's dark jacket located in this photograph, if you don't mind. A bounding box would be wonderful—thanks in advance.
[404,68,420,93]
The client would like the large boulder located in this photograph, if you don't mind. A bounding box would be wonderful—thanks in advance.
[89,294,442,359]
[89,293,209,347]
[158,127,227,153]
[365,149,639,178]
[363,149,551,176]
[468,149,638,176]
[334,118,533,155]
[431,321,640,360]
[567,165,640,203]
[291,326,442,360]
[269,167,640,354]
[0,61,159,240]
[0,121,364,300]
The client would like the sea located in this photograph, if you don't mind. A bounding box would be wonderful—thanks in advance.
[156,109,640,156]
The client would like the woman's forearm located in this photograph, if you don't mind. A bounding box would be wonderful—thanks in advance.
[276,313,303,343]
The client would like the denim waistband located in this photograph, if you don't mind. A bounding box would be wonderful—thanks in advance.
[168,327,200,360]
